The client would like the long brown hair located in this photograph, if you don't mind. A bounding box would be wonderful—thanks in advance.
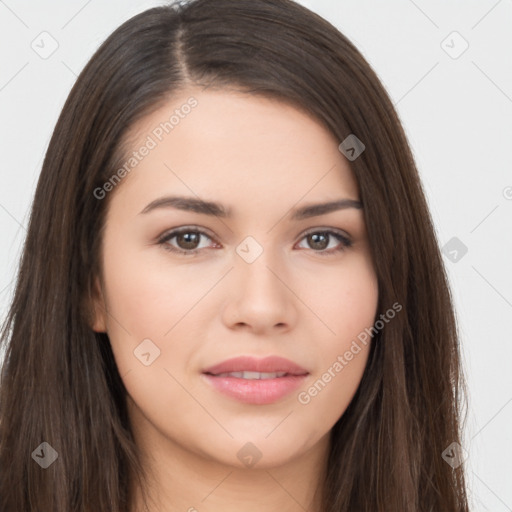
[0,0,471,510]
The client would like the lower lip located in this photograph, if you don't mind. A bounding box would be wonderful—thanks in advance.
[202,374,308,405]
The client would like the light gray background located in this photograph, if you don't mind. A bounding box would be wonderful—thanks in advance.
[1,1,511,510]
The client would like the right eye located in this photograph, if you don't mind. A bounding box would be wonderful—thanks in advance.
[157,227,220,256]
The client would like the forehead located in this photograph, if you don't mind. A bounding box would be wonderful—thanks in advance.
[111,88,360,214]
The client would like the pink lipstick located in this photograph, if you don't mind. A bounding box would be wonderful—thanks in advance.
[202,355,309,405]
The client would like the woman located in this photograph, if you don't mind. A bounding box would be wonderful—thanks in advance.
[0,0,471,510]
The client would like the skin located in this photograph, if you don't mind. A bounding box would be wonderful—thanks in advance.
[91,87,379,512]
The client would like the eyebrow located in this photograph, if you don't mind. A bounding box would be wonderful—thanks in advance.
[139,195,363,219]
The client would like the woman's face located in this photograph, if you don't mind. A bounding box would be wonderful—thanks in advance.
[92,88,378,469]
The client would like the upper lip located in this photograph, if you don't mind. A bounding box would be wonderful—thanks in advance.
[202,356,309,376]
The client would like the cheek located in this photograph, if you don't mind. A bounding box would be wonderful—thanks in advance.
[294,251,378,416]
[101,237,206,334]
[99,236,198,376]
[300,250,378,341]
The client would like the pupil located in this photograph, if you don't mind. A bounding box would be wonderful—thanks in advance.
[309,233,328,250]
[178,232,199,249]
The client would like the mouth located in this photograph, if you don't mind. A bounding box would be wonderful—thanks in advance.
[208,371,297,379]
[201,356,309,405]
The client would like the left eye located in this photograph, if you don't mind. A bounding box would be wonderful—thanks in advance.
[295,230,352,254]
[158,228,352,255]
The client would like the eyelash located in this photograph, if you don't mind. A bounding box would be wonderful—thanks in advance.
[157,226,353,257]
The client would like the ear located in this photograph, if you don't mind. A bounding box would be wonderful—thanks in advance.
[90,276,108,333]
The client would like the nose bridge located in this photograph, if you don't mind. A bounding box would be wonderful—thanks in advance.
[223,234,297,331]
[235,234,285,295]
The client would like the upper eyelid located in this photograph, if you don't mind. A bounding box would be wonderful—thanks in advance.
[158,226,216,242]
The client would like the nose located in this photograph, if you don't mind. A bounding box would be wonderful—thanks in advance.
[221,248,298,335]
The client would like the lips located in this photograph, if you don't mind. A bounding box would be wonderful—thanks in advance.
[202,355,309,376]
[202,356,309,405]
